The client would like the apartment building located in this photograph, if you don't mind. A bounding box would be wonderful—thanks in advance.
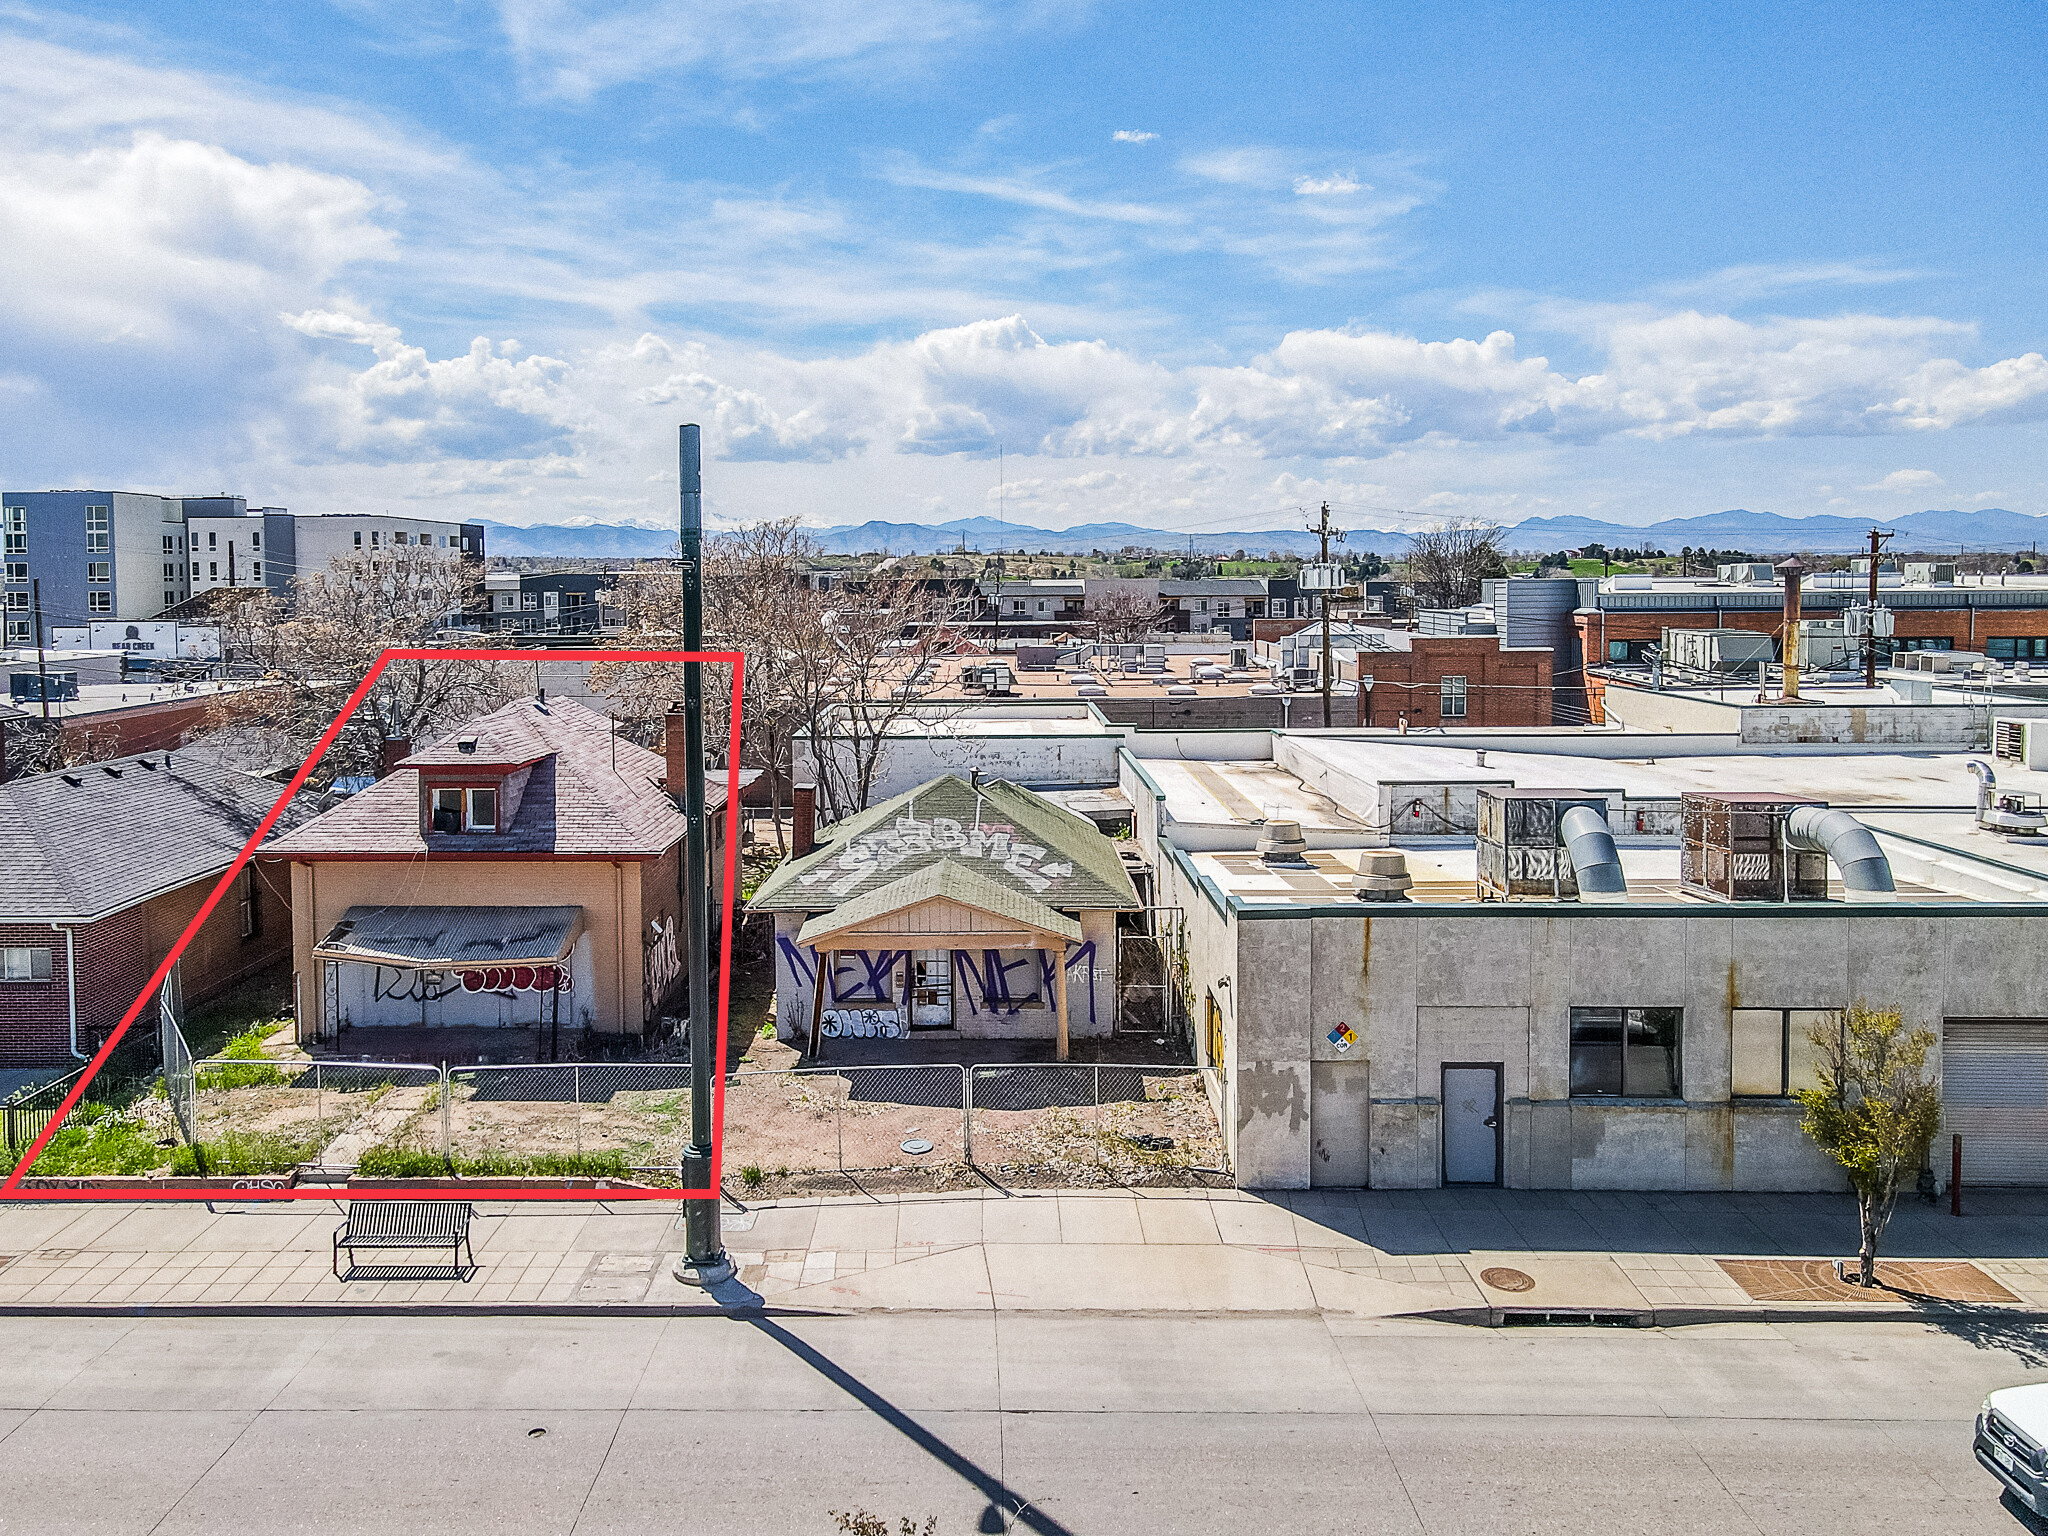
[1,490,195,638]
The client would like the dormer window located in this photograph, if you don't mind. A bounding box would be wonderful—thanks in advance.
[431,785,498,833]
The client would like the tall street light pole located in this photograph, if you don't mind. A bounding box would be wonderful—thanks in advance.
[676,424,729,1284]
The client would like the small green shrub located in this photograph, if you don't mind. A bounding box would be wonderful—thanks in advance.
[352,1146,632,1180]
[170,1128,326,1176]
[19,1110,173,1177]
[741,1164,765,1186]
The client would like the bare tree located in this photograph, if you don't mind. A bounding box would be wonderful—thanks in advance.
[800,563,970,821]
[209,545,512,783]
[601,528,972,830]
[1087,584,1167,643]
[1404,521,1508,610]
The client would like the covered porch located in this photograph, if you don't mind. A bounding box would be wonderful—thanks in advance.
[309,904,587,1056]
[795,863,1084,1061]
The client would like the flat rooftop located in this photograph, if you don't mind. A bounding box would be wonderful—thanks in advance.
[1141,757,1368,838]
[1282,736,2026,807]
[4,678,258,721]
[1184,843,2041,912]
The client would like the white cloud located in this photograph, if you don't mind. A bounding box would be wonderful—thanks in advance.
[1292,173,1361,195]
[1863,468,1946,492]
[493,0,998,98]
[281,310,581,463]
[1657,261,1928,303]
[1112,129,1157,143]
[872,152,1182,224]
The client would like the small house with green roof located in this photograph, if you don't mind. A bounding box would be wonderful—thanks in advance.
[750,774,1142,1058]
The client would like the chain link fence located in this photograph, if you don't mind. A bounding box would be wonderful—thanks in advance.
[723,1061,1227,1198]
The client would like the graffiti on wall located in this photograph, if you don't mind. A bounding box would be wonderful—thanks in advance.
[644,915,680,1019]
[775,936,1100,1023]
[369,966,571,1004]
[793,810,1078,899]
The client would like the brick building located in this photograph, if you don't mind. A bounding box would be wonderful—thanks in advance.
[1345,635,1554,728]
[0,752,311,1064]
[1573,573,2048,670]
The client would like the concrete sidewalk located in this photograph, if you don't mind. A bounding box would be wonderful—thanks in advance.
[3,1186,2046,1319]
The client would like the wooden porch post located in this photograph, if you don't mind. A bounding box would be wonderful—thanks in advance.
[1053,942,1070,1062]
[808,948,832,1061]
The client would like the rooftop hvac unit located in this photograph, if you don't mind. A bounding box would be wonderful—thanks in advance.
[1475,789,1616,901]
[1994,718,2048,770]
[1662,627,1773,675]
[1680,793,1829,902]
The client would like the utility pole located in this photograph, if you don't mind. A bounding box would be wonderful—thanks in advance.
[1864,526,1893,689]
[31,578,51,720]
[674,423,729,1286]
[1310,501,1344,727]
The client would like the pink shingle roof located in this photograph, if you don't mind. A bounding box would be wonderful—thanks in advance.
[269,695,715,859]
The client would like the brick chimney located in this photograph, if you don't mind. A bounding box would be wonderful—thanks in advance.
[377,737,411,778]
[665,704,687,792]
[792,783,817,857]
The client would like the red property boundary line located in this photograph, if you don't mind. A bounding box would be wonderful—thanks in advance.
[1,647,746,1203]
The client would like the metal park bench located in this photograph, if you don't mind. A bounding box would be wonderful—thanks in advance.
[332,1200,475,1281]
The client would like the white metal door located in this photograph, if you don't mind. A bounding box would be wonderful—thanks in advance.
[910,951,953,1030]
[1442,1065,1500,1185]
[1942,1020,2048,1185]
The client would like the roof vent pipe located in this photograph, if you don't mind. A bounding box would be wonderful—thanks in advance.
[1784,805,1895,902]
[1558,805,1627,903]
[1255,819,1311,867]
[1968,759,1996,820]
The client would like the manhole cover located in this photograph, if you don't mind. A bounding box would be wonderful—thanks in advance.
[900,1139,934,1155]
[1480,1267,1536,1293]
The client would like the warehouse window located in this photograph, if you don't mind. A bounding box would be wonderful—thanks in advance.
[5,563,24,583]
[1987,638,2048,660]
[252,562,262,580]
[1440,675,1468,719]
[353,531,363,548]
[5,507,26,556]
[1,946,54,982]
[5,591,27,610]
[1732,1008,1832,1097]
[88,563,109,583]
[85,506,109,552]
[88,591,112,613]
[1570,1007,1681,1097]
[5,618,29,643]
[251,530,261,549]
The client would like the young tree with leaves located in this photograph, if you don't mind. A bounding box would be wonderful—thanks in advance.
[1796,1001,1943,1287]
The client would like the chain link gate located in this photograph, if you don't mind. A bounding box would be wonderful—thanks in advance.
[157,964,197,1148]
[1116,906,1187,1040]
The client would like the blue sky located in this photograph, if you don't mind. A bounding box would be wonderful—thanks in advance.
[3,1,2045,536]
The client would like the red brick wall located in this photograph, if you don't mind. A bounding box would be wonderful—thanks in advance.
[0,923,74,1062]
[1349,638,1553,727]
[1574,606,2048,663]
[1,863,292,1064]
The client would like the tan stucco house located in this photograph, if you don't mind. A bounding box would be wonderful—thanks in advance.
[266,695,725,1055]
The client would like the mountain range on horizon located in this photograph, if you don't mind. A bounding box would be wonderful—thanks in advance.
[481,506,2048,562]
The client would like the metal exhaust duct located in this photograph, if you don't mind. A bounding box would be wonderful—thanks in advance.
[1783,805,1895,902]
[1558,805,1628,903]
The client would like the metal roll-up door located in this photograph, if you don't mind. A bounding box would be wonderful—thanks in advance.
[1943,1020,2048,1186]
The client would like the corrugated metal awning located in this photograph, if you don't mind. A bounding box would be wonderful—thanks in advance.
[313,905,583,968]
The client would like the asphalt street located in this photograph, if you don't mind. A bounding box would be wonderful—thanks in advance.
[0,1310,2043,1535]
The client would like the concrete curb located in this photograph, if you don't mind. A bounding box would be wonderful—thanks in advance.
[1414,1302,2048,1328]
[0,1303,843,1320]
